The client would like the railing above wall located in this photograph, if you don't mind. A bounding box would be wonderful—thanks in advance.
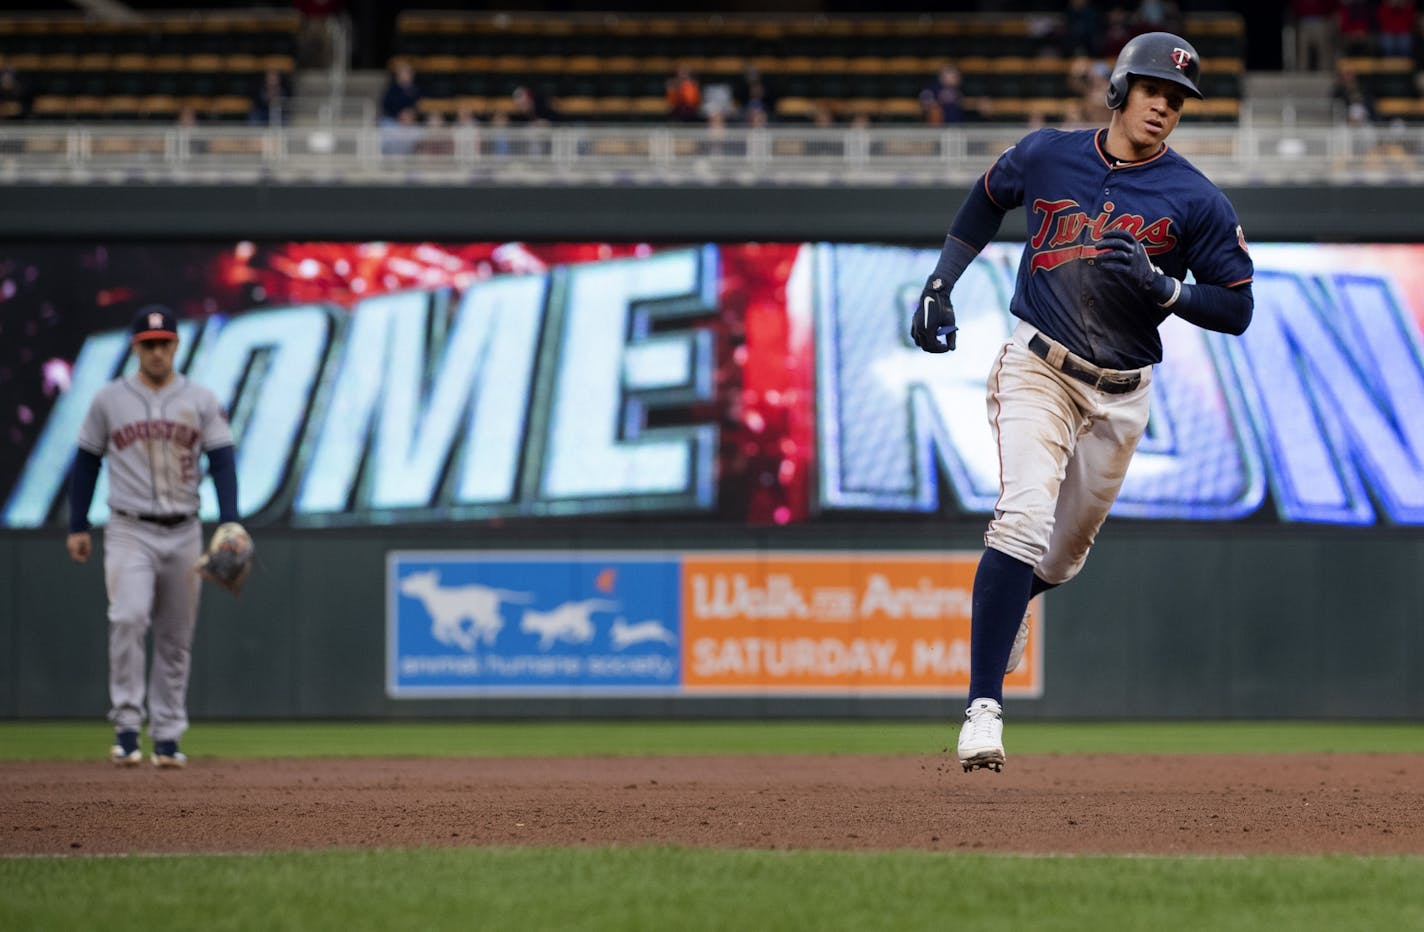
[1,122,1421,186]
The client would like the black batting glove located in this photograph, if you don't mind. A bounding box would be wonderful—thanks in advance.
[910,276,958,353]
[1094,229,1177,305]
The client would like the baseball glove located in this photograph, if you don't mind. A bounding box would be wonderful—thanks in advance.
[197,522,254,595]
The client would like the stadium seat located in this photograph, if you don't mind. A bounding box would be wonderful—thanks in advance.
[0,11,298,123]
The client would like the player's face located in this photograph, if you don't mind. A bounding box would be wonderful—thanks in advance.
[134,337,178,387]
[1117,78,1185,155]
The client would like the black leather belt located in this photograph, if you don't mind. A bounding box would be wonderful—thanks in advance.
[1028,333,1142,395]
[113,509,195,527]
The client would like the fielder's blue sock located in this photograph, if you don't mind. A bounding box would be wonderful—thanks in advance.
[1031,574,1059,598]
[967,548,1036,705]
[116,731,139,755]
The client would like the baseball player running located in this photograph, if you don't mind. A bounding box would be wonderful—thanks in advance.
[66,307,241,768]
[909,33,1253,772]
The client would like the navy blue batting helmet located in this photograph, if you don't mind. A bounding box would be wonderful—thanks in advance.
[1105,32,1204,110]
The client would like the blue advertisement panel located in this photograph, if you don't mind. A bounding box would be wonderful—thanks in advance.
[388,551,682,696]
[388,549,1043,699]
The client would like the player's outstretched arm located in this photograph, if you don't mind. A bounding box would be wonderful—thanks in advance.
[65,449,102,564]
[66,448,102,537]
[1165,281,1253,335]
[910,178,1008,353]
[206,444,240,524]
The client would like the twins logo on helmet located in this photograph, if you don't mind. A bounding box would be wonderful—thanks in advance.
[1105,32,1203,109]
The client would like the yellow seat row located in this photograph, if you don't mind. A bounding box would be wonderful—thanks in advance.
[0,13,298,35]
[396,12,1242,40]
[29,94,251,118]
[397,52,1243,79]
[0,52,294,73]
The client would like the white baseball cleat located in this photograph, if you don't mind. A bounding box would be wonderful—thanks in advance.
[957,698,1005,773]
[151,740,187,769]
[110,745,142,767]
[1005,607,1032,674]
[110,731,142,767]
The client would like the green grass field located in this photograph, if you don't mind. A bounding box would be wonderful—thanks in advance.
[2,721,1421,932]
[3,719,1423,761]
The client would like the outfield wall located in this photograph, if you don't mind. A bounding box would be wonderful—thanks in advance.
[1,183,1421,721]
[4,524,1422,720]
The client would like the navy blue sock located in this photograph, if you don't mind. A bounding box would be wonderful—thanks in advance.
[967,548,1036,705]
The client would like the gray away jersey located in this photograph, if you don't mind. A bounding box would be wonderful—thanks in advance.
[77,374,233,516]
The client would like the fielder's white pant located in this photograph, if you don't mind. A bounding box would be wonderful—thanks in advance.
[983,322,1152,584]
[103,514,202,741]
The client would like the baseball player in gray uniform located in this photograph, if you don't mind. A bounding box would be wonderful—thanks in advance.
[910,34,1254,772]
[66,307,240,768]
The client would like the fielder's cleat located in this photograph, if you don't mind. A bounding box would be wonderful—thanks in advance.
[151,740,187,769]
[1005,607,1031,674]
[110,730,142,767]
[957,698,1006,773]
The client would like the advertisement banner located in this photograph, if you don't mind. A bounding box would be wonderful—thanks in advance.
[388,550,1043,698]
[682,553,1040,695]
[389,552,682,696]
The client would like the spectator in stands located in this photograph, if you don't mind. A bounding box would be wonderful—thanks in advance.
[453,101,480,128]
[1338,0,1375,55]
[1100,6,1134,59]
[734,65,780,123]
[487,111,513,157]
[292,0,349,69]
[380,106,422,156]
[1064,0,1102,57]
[920,63,987,124]
[177,105,209,155]
[1133,0,1182,34]
[1333,75,1409,171]
[1377,0,1416,57]
[733,66,777,121]
[1291,0,1339,71]
[666,65,702,122]
[1415,11,1424,71]
[1059,96,1089,128]
[510,85,557,125]
[414,111,452,156]
[1332,60,1379,123]
[1068,57,1114,126]
[381,59,423,125]
[248,67,293,126]
[1027,13,1065,58]
[698,110,744,157]
[0,67,31,121]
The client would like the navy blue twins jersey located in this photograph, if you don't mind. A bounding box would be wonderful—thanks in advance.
[984,127,1253,369]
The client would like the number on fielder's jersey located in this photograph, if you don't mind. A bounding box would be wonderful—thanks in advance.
[77,374,233,517]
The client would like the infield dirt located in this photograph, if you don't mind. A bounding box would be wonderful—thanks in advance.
[3,754,1420,857]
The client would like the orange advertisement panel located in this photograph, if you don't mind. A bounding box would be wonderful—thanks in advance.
[681,552,1042,696]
